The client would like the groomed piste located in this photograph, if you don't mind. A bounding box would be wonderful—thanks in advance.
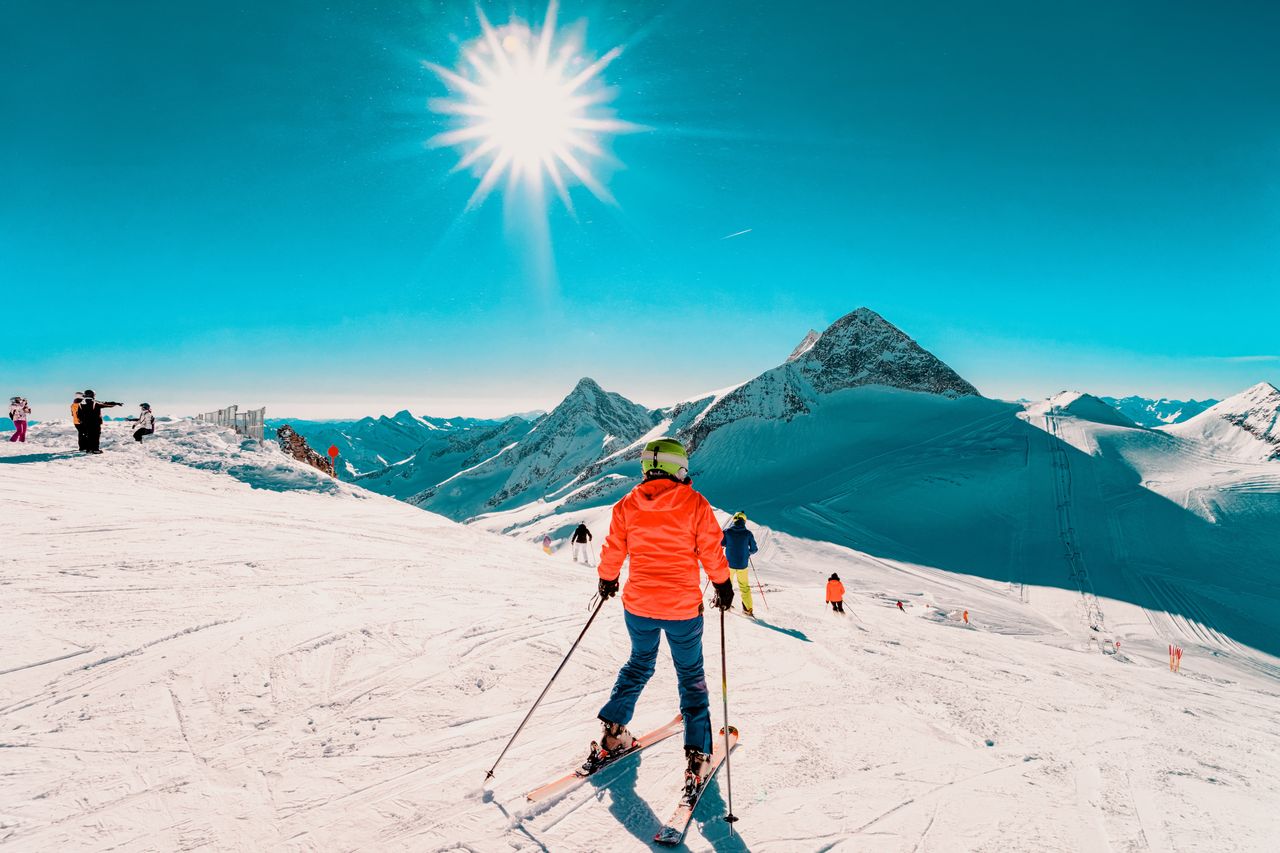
[2,420,1279,851]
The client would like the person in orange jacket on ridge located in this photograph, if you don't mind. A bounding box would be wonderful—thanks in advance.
[591,437,734,798]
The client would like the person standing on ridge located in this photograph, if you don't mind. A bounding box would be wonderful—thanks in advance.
[721,511,759,617]
[130,403,156,442]
[570,522,593,565]
[8,397,30,443]
[77,390,122,454]
[826,573,845,613]
[592,437,734,799]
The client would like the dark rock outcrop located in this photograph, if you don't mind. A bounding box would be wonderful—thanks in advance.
[276,424,335,477]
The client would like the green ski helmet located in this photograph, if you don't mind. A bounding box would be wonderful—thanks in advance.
[640,437,689,481]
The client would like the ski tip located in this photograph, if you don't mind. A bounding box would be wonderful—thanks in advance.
[719,725,739,737]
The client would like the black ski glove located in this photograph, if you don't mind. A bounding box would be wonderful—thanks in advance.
[712,578,735,611]
[598,577,619,600]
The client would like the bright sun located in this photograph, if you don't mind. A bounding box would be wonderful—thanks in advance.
[427,2,637,210]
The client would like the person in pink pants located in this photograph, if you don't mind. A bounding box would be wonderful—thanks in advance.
[8,396,30,442]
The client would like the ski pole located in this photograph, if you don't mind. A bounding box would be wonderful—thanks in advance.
[748,557,769,611]
[484,595,606,783]
[720,606,739,826]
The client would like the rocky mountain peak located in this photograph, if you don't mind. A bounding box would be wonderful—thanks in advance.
[568,376,604,397]
[683,307,980,451]
[792,307,980,397]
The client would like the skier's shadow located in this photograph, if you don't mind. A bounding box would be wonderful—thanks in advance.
[589,764,750,852]
[588,759,663,847]
[0,451,77,464]
[746,618,810,643]
[690,780,751,853]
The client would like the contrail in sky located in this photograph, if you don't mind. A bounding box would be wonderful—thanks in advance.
[721,228,752,240]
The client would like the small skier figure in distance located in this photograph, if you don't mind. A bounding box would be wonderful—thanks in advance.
[8,396,30,443]
[542,534,553,555]
[896,600,905,612]
[129,403,156,442]
[592,437,734,799]
[826,573,845,613]
[721,511,759,617]
[570,522,593,565]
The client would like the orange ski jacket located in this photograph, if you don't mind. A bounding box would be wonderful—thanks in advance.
[826,579,845,602]
[598,477,731,621]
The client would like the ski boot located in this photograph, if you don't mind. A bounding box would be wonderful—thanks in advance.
[742,604,754,618]
[580,719,636,775]
[681,746,712,805]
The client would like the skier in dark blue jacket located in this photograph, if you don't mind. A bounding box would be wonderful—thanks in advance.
[721,511,759,616]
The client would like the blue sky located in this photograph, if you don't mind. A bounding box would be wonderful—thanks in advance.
[3,0,1278,418]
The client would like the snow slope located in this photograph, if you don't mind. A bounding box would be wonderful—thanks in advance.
[4,421,1279,851]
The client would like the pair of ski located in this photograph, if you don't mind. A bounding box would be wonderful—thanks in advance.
[525,714,740,846]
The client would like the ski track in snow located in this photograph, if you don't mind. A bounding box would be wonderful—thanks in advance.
[2,423,1280,851]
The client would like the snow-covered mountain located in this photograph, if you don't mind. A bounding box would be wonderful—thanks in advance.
[1162,381,1280,462]
[686,307,979,450]
[1024,391,1141,429]
[5,416,1280,851]
[405,307,982,526]
[414,377,659,519]
[1101,395,1217,427]
[352,415,538,501]
[275,412,539,498]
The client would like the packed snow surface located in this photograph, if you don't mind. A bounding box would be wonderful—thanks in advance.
[3,420,1279,851]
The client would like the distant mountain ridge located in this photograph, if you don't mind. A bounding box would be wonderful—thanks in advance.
[282,312,1277,553]
[1101,395,1217,427]
[273,412,538,497]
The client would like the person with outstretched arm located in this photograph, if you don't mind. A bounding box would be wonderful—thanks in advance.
[721,511,759,617]
[591,437,734,802]
[77,390,122,454]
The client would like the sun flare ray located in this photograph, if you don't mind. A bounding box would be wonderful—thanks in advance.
[427,2,638,210]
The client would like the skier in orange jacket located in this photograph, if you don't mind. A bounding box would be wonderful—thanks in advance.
[826,573,845,613]
[592,438,733,795]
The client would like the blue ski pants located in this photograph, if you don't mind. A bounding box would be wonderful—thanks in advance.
[599,610,712,754]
